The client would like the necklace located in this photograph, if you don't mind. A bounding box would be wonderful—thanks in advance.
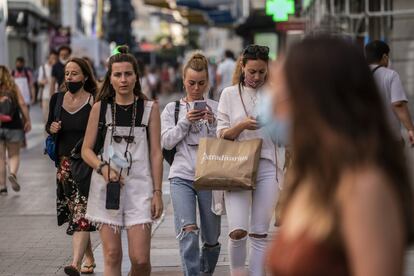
[116,103,133,112]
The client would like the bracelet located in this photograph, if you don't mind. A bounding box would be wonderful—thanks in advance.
[96,161,108,175]
[153,189,162,195]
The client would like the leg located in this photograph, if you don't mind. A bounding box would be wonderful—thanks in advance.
[170,178,199,276]
[197,190,221,274]
[225,190,250,274]
[0,140,6,194]
[100,225,122,276]
[249,160,279,276]
[127,224,152,276]
[5,142,20,191]
[71,231,90,269]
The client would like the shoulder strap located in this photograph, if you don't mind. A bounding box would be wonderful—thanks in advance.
[372,65,382,74]
[141,100,153,126]
[174,100,180,125]
[98,100,107,131]
[53,92,65,121]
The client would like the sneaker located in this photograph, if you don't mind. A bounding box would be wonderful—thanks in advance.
[8,174,20,192]
[0,187,7,196]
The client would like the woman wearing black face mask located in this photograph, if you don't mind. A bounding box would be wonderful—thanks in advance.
[46,57,98,275]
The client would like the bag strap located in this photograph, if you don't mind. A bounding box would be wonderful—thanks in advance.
[53,92,65,121]
[174,100,180,125]
[238,85,249,117]
[372,65,382,74]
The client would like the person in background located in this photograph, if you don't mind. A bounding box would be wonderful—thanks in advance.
[12,57,35,107]
[217,45,279,276]
[50,45,72,96]
[82,46,163,276]
[216,49,236,98]
[0,66,31,195]
[38,51,58,123]
[161,52,221,276]
[267,35,414,276]
[46,58,97,276]
[365,40,414,146]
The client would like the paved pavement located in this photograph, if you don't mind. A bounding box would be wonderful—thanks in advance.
[1,102,414,276]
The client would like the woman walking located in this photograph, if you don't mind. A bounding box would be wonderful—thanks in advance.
[0,65,31,195]
[46,58,97,275]
[161,52,221,276]
[267,36,414,276]
[217,45,280,276]
[82,46,163,276]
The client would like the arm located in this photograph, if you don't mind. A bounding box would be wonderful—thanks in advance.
[338,170,406,276]
[148,101,163,219]
[15,86,31,132]
[392,101,414,144]
[81,102,121,183]
[37,66,47,86]
[49,77,57,98]
[216,73,222,89]
[160,103,191,150]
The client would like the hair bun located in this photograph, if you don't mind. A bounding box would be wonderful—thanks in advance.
[117,45,129,54]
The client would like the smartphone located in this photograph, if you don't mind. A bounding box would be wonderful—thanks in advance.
[106,181,120,210]
[193,100,207,111]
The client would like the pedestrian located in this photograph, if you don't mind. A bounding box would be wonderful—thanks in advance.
[11,57,35,107]
[161,52,221,276]
[266,35,414,276]
[46,57,97,275]
[0,65,31,195]
[147,66,161,100]
[365,40,414,146]
[82,45,163,276]
[216,45,280,276]
[37,51,58,123]
[216,49,236,98]
[50,45,72,96]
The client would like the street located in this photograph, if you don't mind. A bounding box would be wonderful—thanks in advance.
[0,103,413,275]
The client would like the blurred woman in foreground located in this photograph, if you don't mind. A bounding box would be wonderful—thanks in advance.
[267,36,414,276]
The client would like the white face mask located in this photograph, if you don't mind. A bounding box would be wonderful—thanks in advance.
[108,145,130,169]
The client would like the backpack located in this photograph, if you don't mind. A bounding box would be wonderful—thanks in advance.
[69,100,107,197]
[162,100,180,165]
[44,92,64,166]
[0,91,17,123]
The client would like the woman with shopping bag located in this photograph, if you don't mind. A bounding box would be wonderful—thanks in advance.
[161,52,221,276]
[217,45,281,276]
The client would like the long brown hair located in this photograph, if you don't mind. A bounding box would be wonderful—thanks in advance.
[61,57,98,96]
[97,45,146,101]
[0,65,19,104]
[284,35,414,244]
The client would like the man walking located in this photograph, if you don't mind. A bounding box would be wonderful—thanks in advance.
[50,45,71,96]
[216,49,236,98]
[12,57,35,107]
[37,51,58,123]
[365,40,414,146]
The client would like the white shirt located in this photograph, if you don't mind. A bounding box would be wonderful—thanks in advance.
[217,84,276,165]
[161,99,218,181]
[371,65,408,138]
[37,63,55,101]
[216,58,236,93]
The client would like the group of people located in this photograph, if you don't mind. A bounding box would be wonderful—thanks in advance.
[0,34,414,276]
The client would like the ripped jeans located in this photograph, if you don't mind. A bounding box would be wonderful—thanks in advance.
[170,177,221,276]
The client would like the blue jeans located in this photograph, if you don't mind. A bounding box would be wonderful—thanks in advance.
[170,177,221,276]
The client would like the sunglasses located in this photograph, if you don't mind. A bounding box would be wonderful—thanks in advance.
[243,45,270,58]
[113,135,135,144]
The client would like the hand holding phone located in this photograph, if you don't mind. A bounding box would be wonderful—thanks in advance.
[193,100,207,111]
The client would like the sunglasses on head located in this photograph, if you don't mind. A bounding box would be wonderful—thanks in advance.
[243,45,270,58]
[113,135,135,144]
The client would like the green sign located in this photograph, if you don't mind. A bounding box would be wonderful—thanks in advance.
[266,0,295,22]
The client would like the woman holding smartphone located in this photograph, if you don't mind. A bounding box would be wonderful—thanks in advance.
[161,52,221,276]
[82,46,163,276]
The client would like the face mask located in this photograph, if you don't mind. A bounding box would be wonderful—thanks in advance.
[66,81,84,94]
[16,66,23,72]
[256,93,290,146]
[108,145,130,169]
[60,58,68,65]
[244,75,264,89]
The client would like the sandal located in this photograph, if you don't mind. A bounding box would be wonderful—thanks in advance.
[64,265,80,276]
[8,173,20,192]
[80,263,96,274]
[0,188,7,196]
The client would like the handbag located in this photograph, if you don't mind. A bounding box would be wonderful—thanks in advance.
[162,100,180,165]
[44,92,64,165]
[70,100,107,197]
[194,137,262,190]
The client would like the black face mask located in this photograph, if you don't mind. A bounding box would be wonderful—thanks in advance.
[16,66,23,72]
[66,81,84,94]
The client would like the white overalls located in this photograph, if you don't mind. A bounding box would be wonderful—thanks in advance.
[86,101,154,230]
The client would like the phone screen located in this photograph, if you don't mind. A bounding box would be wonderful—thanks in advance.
[194,101,207,110]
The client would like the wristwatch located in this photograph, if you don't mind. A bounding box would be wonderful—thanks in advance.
[96,161,108,175]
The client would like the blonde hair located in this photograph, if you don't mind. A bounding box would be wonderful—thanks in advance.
[183,51,209,81]
[0,66,19,103]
